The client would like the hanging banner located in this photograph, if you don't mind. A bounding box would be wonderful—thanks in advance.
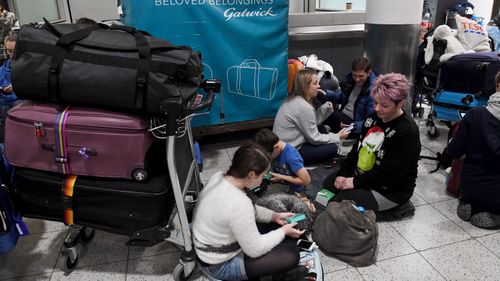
[121,0,289,127]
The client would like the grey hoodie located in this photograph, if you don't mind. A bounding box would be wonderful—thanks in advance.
[486,92,500,120]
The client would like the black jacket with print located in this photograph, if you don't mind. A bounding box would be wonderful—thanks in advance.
[337,112,421,204]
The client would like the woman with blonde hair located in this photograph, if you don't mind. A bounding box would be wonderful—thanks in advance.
[273,69,349,165]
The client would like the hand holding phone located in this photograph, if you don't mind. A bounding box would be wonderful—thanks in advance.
[297,239,316,251]
[344,123,355,133]
[286,213,306,224]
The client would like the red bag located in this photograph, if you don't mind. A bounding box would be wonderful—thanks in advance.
[446,159,463,197]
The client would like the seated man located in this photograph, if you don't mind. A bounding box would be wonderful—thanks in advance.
[320,57,377,137]
[0,33,19,142]
[449,72,500,229]
[255,128,311,193]
[323,73,421,221]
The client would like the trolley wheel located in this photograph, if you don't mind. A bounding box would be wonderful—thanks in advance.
[427,125,439,138]
[173,264,192,281]
[132,168,148,181]
[418,107,425,118]
[65,255,79,271]
[80,228,95,243]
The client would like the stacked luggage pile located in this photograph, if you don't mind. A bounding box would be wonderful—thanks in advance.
[414,10,498,137]
[426,51,500,136]
[2,20,219,279]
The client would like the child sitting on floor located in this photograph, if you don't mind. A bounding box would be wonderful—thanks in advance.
[255,128,311,193]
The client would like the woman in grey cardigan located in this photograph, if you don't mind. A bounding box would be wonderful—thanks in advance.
[273,69,349,165]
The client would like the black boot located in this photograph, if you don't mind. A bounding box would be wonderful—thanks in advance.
[377,201,415,222]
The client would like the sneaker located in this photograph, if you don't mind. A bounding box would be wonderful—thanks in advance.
[469,212,500,229]
[377,201,415,222]
[456,200,472,222]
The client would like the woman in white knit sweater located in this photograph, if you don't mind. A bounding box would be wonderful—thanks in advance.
[274,69,350,165]
[192,142,305,281]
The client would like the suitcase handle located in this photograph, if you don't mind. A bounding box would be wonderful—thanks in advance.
[41,144,98,157]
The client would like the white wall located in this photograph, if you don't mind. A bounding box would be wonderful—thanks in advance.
[469,0,493,24]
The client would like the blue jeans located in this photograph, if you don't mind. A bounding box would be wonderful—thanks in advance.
[203,252,247,281]
[299,143,339,165]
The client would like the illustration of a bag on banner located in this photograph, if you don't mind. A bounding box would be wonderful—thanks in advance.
[227,59,278,100]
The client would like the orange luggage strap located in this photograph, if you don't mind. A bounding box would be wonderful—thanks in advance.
[62,175,77,225]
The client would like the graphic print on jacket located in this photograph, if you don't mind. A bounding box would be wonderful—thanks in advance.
[357,125,385,172]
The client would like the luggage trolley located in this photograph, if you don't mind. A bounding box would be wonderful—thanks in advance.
[44,80,220,275]
[151,79,220,281]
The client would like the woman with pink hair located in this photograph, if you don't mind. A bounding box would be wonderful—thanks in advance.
[323,73,421,221]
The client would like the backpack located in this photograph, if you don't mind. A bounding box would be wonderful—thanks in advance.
[312,200,378,267]
[288,59,303,95]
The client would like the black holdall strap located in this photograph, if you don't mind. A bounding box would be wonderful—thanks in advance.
[133,31,151,110]
[108,24,152,110]
[109,24,151,36]
[57,24,102,46]
[48,49,66,102]
[42,17,61,37]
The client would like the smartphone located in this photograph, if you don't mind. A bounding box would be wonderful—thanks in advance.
[344,123,355,132]
[286,213,306,224]
[262,171,272,180]
[297,239,316,251]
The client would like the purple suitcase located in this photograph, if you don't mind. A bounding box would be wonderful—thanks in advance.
[4,101,153,181]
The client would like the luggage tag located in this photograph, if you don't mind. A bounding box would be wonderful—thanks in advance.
[34,122,45,137]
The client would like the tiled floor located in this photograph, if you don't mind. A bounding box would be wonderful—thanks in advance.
[2,112,500,281]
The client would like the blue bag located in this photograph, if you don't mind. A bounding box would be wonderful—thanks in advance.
[0,143,28,254]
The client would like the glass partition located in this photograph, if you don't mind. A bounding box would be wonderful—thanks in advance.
[10,0,64,24]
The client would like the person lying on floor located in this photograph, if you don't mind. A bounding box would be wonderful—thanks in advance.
[273,69,350,166]
[192,142,305,281]
[448,72,500,229]
[255,128,311,194]
[323,73,421,221]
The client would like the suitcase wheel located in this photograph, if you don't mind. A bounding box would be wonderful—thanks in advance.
[427,125,439,138]
[65,255,79,271]
[418,107,425,118]
[132,168,148,181]
[173,263,193,281]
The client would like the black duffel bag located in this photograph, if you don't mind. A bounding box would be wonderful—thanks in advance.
[12,20,203,115]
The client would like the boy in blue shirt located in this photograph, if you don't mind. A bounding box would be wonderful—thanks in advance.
[255,128,311,192]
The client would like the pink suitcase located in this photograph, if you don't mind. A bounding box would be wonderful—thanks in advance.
[4,101,153,181]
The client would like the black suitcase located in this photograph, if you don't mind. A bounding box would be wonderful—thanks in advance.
[440,52,500,97]
[12,167,175,237]
[12,20,203,116]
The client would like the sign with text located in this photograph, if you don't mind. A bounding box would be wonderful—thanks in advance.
[121,0,289,127]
